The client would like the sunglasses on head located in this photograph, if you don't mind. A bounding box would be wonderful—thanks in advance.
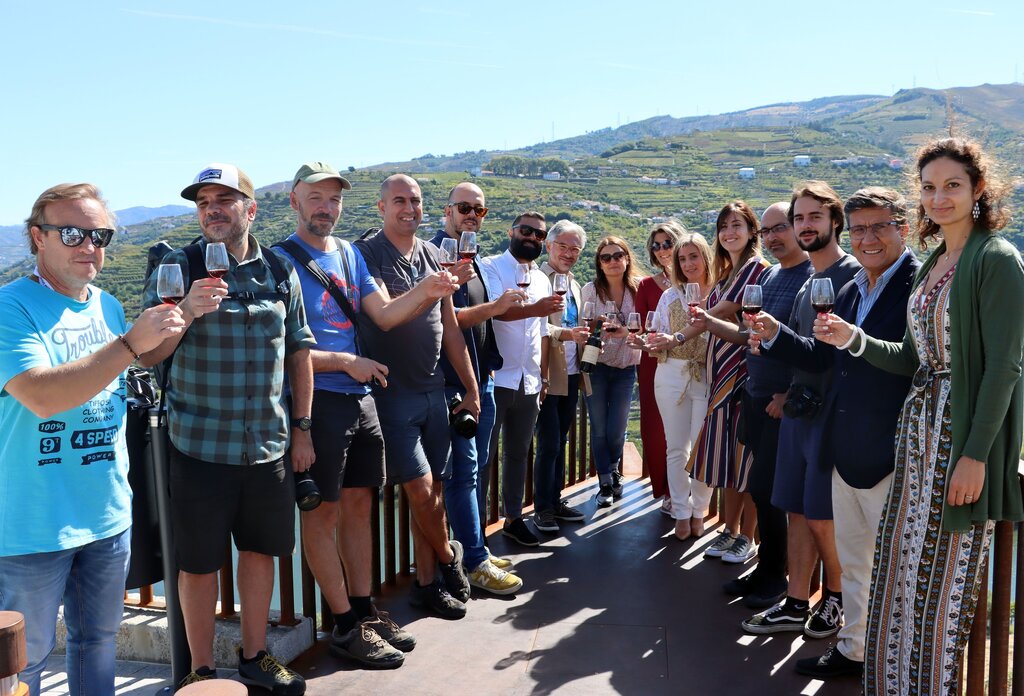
[599,251,627,263]
[650,240,673,251]
[513,224,548,240]
[38,224,114,248]
[450,202,488,217]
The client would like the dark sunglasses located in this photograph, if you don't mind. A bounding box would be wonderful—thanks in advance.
[450,202,488,217]
[650,240,673,251]
[38,224,114,248]
[513,224,548,240]
[599,251,627,263]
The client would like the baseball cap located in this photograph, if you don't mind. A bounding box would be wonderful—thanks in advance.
[292,162,352,191]
[181,163,256,201]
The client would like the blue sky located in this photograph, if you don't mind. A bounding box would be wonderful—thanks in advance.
[2,0,1021,224]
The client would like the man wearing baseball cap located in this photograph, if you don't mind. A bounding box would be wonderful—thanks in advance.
[142,162,315,693]
[276,162,460,667]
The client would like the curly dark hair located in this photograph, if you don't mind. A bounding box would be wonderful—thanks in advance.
[913,137,1011,246]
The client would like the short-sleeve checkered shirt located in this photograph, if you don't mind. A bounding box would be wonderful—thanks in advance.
[143,236,316,465]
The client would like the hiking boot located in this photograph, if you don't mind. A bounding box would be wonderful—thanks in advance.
[365,609,416,652]
[595,483,614,507]
[534,509,559,533]
[721,535,758,564]
[554,501,586,522]
[804,594,843,639]
[795,645,863,678]
[611,470,624,499]
[330,620,405,669]
[439,539,470,602]
[703,530,735,558]
[409,580,467,620]
[502,517,540,546]
[468,559,523,596]
[741,601,809,635]
[178,666,216,687]
[237,649,305,695]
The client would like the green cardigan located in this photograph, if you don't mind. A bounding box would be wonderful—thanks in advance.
[858,228,1024,531]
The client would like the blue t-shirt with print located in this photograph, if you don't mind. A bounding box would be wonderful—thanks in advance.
[278,234,380,394]
[0,277,131,556]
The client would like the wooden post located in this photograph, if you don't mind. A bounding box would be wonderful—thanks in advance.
[0,611,27,679]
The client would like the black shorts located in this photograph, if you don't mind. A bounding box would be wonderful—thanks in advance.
[307,390,386,500]
[169,445,295,574]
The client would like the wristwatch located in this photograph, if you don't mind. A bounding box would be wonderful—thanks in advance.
[673,332,687,346]
[541,378,550,386]
[291,417,312,431]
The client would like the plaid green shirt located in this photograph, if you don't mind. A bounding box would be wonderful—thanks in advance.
[143,237,315,465]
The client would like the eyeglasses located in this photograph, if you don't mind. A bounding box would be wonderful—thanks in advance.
[513,224,548,240]
[759,222,791,237]
[650,240,673,251]
[37,224,114,248]
[553,241,583,255]
[848,220,901,240]
[450,202,488,217]
[599,251,627,263]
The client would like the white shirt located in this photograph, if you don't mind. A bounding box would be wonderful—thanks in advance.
[479,249,551,394]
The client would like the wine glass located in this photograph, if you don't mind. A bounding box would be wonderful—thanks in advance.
[157,264,185,306]
[810,278,835,315]
[684,283,701,308]
[604,301,619,324]
[552,273,569,297]
[458,231,478,261]
[626,311,641,340]
[582,301,596,331]
[438,237,458,269]
[515,263,532,289]
[205,242,229,279]
[741,285,763,315]
[645,311,661,345]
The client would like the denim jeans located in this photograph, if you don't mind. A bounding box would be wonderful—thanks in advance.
[474,377,497,530]
[584,363,637,481]
[533,373,581,513]
[442,377,493,571]
[0,528,131,695]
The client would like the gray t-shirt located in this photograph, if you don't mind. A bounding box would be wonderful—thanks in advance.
[354,232,444,394]
[787,253,861,394]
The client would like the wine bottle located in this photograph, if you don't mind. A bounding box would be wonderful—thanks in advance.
[580,320,603,373]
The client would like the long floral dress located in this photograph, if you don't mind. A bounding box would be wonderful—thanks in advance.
[687,257,765,491]
[863,266,994,695]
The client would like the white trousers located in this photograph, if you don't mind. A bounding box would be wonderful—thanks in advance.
[831,468,893,662]
[653,358,713,520]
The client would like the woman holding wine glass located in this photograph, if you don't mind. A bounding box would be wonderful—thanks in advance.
[642,233,715,540]
[634,220,685,513]
[815,137,1024,694]
[580,236,643,507]
[688,201,767,561]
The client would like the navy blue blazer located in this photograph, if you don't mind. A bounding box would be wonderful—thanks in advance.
[767,252,919,489]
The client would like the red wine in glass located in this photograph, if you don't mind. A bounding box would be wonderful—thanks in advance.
[459,250,477,261]
[207,268,228,279]
[812,301,834,314]
[161,294,184,305]
[439,261,455,269]
[517,281,530,288]
[554,289,567,296]
[742,303,762,314]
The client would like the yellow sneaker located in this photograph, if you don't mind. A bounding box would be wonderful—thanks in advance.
[469,560,523,596]
[489,554,514,570]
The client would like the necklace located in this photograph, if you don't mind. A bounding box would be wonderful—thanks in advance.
[657,271,671,288]
[942,245,965,263]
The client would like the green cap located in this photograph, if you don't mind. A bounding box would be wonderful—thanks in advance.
[292,162,352,191]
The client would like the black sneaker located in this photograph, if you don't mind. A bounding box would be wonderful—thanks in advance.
[722,573,759,596]
[741,601,809,634]
[237,649,305,695]
[553,501,585,522]
[804,594,843,639]
[502,517,540,546]
[439,539,471,602]
[329,620,405,669]
[595,483,614,507]
[409,580,467,620]
[795,645,863,678]
[178,665,216,687]
[366,609,416,652]
[611,471,624,499]
[742,581,788,610]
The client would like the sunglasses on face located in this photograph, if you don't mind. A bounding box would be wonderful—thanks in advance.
[650,240,673,251]
[38,224,114,248]
[513,224,548,240]
[599,251,627,263]
[450,202,488,217]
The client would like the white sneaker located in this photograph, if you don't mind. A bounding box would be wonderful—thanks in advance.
[722,535,757,564]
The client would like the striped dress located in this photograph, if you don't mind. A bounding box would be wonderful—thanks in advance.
[863,266,994,695]
[687,257,766,491]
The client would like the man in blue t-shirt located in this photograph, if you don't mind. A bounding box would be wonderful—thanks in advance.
[278,163,459,667]
[0,184,184,694]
